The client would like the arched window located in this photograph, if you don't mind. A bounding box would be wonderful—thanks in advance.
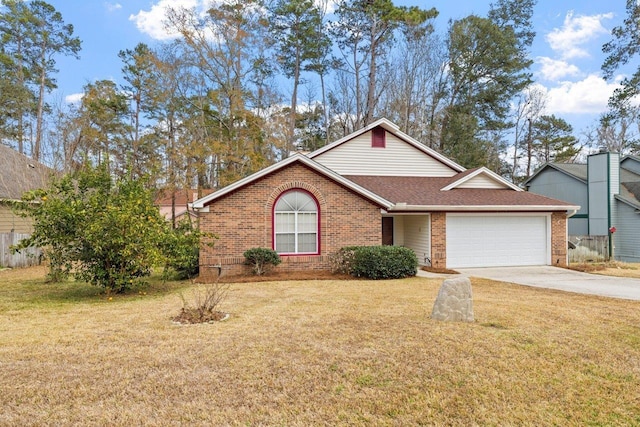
[274,190,319,254]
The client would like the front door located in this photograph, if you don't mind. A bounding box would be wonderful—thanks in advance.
[382,217,394,246]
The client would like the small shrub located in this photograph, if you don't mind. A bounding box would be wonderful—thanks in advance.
[345,246,418,280]
[329,246,359,274]
[243,247,281,275]
[174,282,230,324]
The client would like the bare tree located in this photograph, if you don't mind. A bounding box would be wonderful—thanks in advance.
[511,86,546,181]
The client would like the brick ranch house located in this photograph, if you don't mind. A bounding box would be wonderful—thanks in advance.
[193,119,579,279]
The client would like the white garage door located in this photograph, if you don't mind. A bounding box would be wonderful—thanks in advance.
[446,215,549,268]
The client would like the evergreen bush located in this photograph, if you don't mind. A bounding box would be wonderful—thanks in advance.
[333,245,418,279]
[243,247,281,275]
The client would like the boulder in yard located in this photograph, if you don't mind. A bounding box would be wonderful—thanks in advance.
[431,276,474,322]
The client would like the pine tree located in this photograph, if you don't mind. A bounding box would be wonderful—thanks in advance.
[602,0,640,116]
[269,0,330,154]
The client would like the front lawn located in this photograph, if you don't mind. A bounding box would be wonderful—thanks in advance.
[1,267,639,425]
[569,261,640,278]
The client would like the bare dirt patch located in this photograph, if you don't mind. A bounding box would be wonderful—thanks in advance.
[172,308,228,324]
[421,266,459,275]
[214,270,353,283]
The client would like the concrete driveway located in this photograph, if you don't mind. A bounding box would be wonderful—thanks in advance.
[455,266,640,301]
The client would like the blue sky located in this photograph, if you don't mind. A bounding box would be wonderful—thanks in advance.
[45,0,628,137]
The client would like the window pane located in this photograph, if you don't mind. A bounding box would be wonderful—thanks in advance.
[276,191,315,212]
[276,213,294,233]
[275,192,296,211]
[297,213,317,233]
[275,234,295,253]
[298,233,317,253]
[297,195,316,211]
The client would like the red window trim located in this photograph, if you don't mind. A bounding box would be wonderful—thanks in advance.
[271,188,321,256]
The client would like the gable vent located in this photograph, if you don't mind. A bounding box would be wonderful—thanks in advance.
[372,126,386,148]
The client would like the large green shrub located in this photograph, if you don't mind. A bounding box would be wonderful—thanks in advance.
[243,247,281,275]
[14,164,182,292]
[346,246,418,280]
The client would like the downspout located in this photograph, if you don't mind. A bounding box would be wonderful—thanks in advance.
[587,160,590,235]
[567,208,578,266]
[607,152,612,260]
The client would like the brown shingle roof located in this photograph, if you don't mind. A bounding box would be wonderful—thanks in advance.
[622,182,640,203]
[0,145,53,200]
[155,188,215,206]
[344,175,577,209]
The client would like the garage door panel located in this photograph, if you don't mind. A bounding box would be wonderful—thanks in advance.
[447,215,548,268]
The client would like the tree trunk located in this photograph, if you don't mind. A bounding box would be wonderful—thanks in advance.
[34,45,47,161]
[289,47,301,156]
[365,25,378,127]
[525,118,533,178]
[320,71,329,145]
[353,43,362,128]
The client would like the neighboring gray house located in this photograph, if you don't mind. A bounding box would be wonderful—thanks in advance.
[525,152,640,262]
[0,144,53,267]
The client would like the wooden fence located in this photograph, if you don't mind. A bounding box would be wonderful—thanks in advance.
[568,235,609,262]
[0,232,41,268]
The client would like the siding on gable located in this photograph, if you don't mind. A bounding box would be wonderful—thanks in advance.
[0,205,33,233]
[614,201,640,262]
[312,132,458,177]
[527,168,588,235]
[621,157,640,175]
[456,174,507,189]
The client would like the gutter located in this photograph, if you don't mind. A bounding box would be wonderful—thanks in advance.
[387,204,581,212]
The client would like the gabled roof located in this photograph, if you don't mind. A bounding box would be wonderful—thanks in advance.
[192,120,579,213]
[440,167,522,191]
[615,194,640,210]
[345,175,579,212]
[621,154,640,165]
[621,181,640,203]
[621,167,640,183]
[0,144,53,200]
[307,118,465,174]
[192,153,393,209]
[524,162,587,186]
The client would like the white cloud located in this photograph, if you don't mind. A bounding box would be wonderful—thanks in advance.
[317,0,337,14]
[131,0,331,41]
[105,2,122,12]
[537,74,620,115]
[129,0,201,41]
[537,57,580,81]
[546,11,613,59]
[65,93,84,104]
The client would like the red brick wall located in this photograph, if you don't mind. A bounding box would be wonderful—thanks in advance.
[430,212,446,268]
[198,163,382,279]
[551,211,568,266]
